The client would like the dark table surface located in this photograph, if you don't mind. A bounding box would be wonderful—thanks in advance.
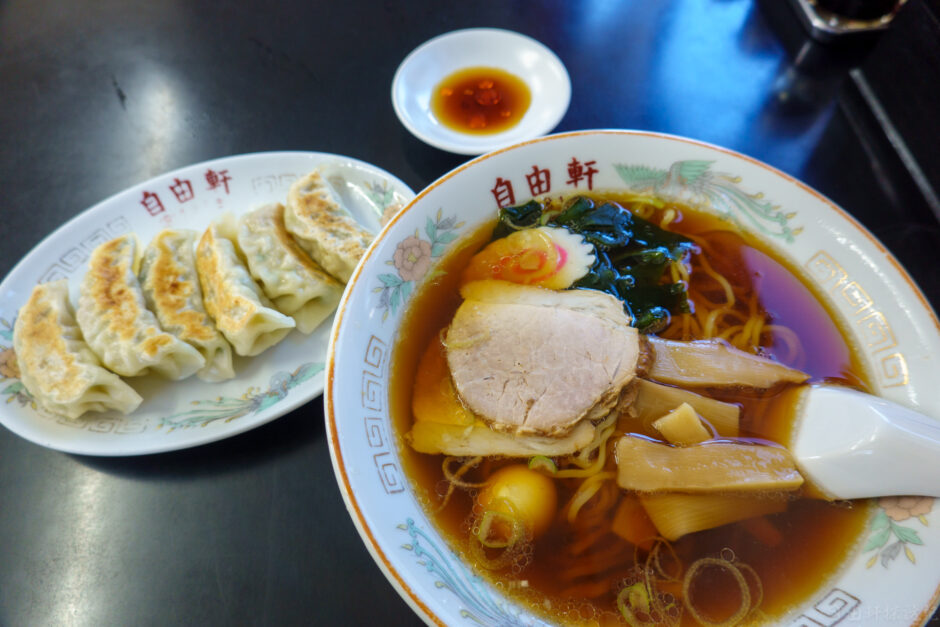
[1,1,938,625]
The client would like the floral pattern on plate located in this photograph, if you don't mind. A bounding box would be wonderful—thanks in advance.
[158,363,325,432]
[0,316,35,411]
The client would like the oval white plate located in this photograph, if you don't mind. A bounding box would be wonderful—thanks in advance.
[327,131,940,626]
[391,28,571,155]
[0,151,414,456]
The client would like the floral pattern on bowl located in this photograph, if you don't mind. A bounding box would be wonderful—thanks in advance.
[867,497,934,569]
[614,159,801,241]
[376,210,465,320]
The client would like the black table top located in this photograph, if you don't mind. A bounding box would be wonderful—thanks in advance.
[1,1,938,625]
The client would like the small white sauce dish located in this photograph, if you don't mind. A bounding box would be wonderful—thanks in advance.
[391,28,571,155]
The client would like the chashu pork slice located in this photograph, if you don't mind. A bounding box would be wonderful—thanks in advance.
[445,280,639,437]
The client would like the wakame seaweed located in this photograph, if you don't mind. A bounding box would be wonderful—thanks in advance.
[494,196,694,333]
[552,197,634,249]
[492,200,543,240]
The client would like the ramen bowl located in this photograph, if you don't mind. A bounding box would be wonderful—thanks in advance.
[326,130,940,626]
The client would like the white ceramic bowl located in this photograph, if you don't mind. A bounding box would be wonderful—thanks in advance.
[391,28,571,155]
[326,130,940,626]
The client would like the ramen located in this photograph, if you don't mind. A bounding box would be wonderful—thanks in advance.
[390,192,872,626]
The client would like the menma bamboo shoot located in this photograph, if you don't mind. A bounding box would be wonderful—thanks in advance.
[633,378,740,437]
[615,436,804,493]
[639,492,788,541]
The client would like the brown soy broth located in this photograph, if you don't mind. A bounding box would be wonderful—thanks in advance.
[430,66,532,135]
[681,224,867,389]
[389,223,493,534]
[663,205,871,445]
[390,197,873,625]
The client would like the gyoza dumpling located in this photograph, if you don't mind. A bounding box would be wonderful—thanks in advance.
[14,280,142,419]
[196,216,295,356]
[284,169,373,282]
[238,203,343,334]
[77,235,205,379]
[139,229,236,382]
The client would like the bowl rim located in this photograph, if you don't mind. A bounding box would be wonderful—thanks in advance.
[325,128,940,626]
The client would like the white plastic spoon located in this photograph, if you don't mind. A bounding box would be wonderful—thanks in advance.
[789,385,940,500]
